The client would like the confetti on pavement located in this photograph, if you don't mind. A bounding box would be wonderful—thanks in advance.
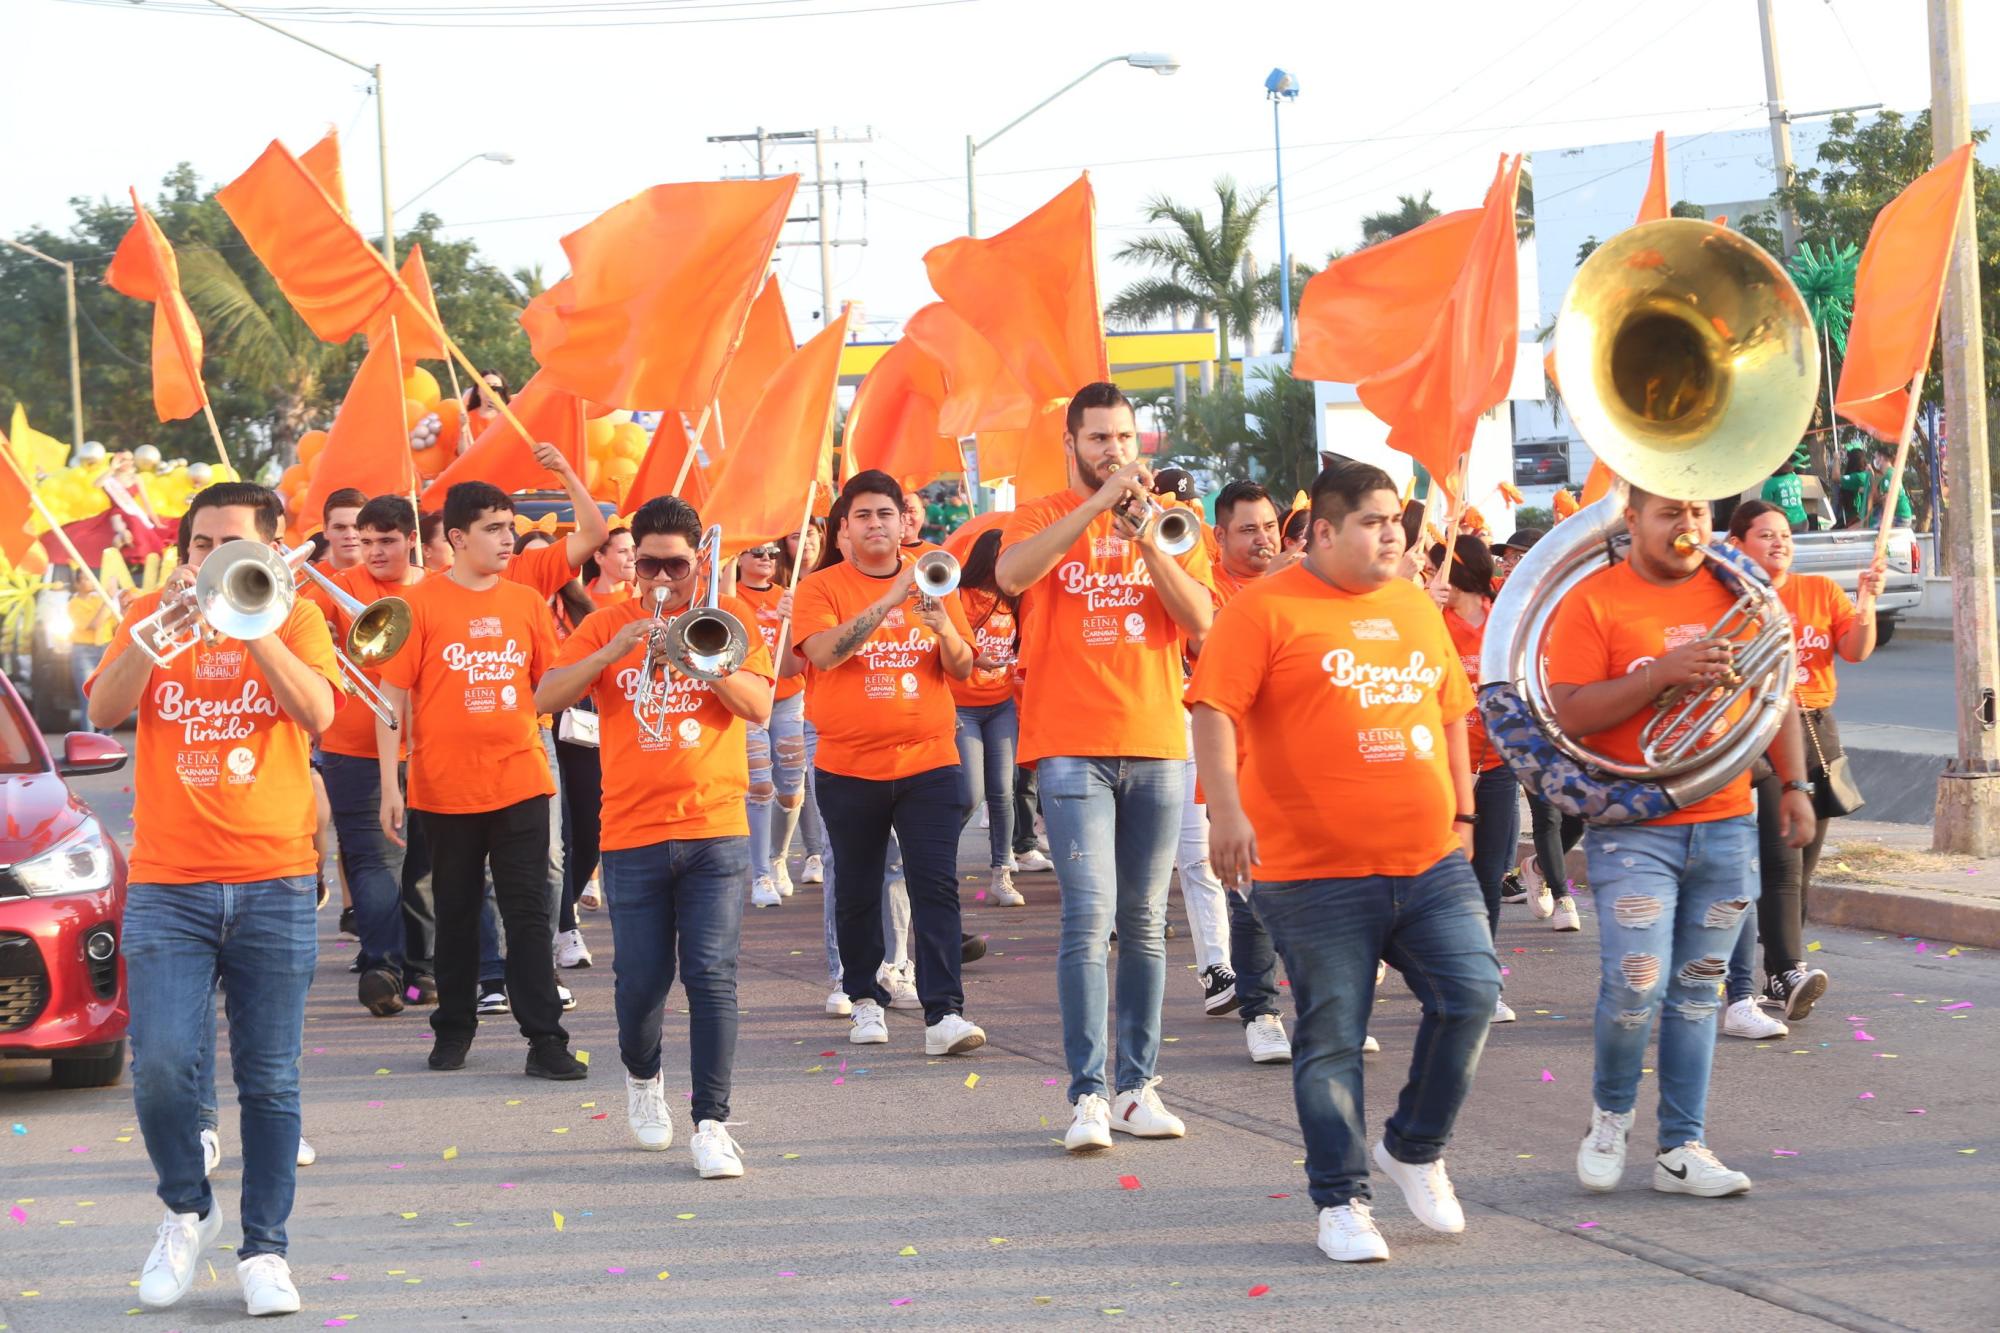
[553,1211,565,1232]
[1249,1284,1270,1297]
[964,1073,980,1089]
[1118,1175,1141,1191]
[442,1147,458,1160]
[898,1245,918,1256]
[1540,1069,1556,1083]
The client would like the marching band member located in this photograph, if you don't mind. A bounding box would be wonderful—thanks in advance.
[950,529,1024,906]
[1190,461,1500,1264]
[995,382,1214,1152]
[87,481,341,1316]
[535,496,773,1176]
[795,470,987,1056]
[376,481,584,1081]
[736,536,810,906]
[1548,487,1815,1199]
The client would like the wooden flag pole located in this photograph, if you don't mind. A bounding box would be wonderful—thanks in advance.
[669,401,716,497]
[769,478,823,672]
[1428,455,1471,593]
[197,400,235,473]
[1863,368,1927,610]
[0,445,113,604]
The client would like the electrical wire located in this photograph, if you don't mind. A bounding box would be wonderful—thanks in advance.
[61,0,977,29]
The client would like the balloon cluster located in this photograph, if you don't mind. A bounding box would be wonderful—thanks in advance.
[582,413,649,505]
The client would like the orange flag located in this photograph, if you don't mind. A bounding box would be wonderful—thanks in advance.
[425,371,590,505]
[521,177,796,411]
[903,301,1036,437]
[0,426,38,564]
[1294,208,1486,385]
[1637,131,1669,223]
[844,339,963,491]
[1331,155,1524,486]
[1834,143,1975,442]
[1579,459,1615,506]
[701,309,848,556]
[105,188,208,422]
[708,274,794,455]
[627,411,710,511]
[368,245,444,366]
[924,175,1108,500]
[299,129,350,217]
[302,319,417,528]
[218,137,396,342]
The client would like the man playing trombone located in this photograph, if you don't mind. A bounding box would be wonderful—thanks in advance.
[535,496,773,1177]
[86,481,342,1318]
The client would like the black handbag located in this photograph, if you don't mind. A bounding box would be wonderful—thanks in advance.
[1803,710,1864,819]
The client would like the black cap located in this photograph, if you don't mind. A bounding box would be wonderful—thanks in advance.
[1152,467,1195,502]
[1494,527,1546,553]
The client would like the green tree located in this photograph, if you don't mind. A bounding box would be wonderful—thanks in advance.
[1360,191,1439,247]
[1106,176,1271,383]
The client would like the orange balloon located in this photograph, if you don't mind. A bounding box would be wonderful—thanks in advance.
[403,398,431,429]
[610,421,648,463]
[585,417,617,457]
[296,430,328,467]
[279,462,307,492]
[431,399,465,451]
[584,454,602,488]
[607,456,639,490]
[402,367,441,413]
[412,443,453,478]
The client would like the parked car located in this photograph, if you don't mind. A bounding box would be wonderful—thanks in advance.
[0,673,131,1088]
[1736,476,1923,645]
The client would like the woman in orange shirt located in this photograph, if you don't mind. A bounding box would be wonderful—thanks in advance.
[780,522,830,888]
[734,536,809,907]
[1722,500,1885,1033]
[950,529,1024,906]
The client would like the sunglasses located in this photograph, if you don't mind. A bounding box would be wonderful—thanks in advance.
[635,554,695,580]
[744,546,781,559]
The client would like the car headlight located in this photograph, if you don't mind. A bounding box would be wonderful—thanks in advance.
[11,818,114,897]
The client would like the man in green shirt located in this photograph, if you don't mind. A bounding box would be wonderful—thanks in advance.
[1868,444,1915,526]
[1838,447,1871,529]
[923,482,972,544]
[1760,461,1808,530]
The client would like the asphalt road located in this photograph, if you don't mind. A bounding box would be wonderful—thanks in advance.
[1835,634,1956,734]
[2,765,1996,1331]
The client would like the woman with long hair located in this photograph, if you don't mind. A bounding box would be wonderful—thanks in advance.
[518,529,595,974]
[735,535,810,907]
[951,529,1024,905]
[1720,499,1885,1039]
[778,522,830,886]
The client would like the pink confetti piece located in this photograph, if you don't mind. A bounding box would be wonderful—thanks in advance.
[388,1163,405,1170]
[69,1146,88,1154]
[1575,1221,1599,1229]
[1908,1108,1927,1115]
[1267,1193,1291,1199]
[606,1266,626,1275]
[499,1183,517,1190]
[1043,1078,1059,1085]
[1859,1092,1875,1100]
[1853,1031,1876,1042]
[832,1077,845,1086]
[1248,1284,1270,1298]
[890,1298,912,1307]
[9,1205,27,1225]
[1940,1002,1973,1011]
[367,1101,384,1109]
[1915,941,1929,954]
[839,1059,848,1073]
[469,1261,482,1268]
[325,1320,349,1328]
[591,1113,609,1121]
[778,1271,798,1277]
[1539,1069,1556,1083]
[1118,1174,1142,1191]
[1845,1016,1866,1022]
[311,1047,326,1055]
[1771,1149,1799,1157]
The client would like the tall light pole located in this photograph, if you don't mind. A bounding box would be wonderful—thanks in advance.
[965,51,1179,237]
[397,152,515,216]
[1266,68,1300,356]
[0,239,84,454]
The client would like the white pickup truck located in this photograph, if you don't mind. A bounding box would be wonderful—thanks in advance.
[1736,475,1924,644]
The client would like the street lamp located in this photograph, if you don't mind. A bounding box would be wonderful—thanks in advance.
[965,51,1180,237]
[0,239,83,453]
[1266,68,1300,356]
[130,0,395,264]
[397,152,516,215]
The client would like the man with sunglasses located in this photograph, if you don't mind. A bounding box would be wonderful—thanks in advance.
[536,497,773,1177]
[735,541,809,908]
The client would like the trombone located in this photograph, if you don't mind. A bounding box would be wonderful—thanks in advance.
[634,526,751,741]
[295,562,414,731]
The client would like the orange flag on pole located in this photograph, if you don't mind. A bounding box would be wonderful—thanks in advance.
[218,137,396,342]
[903,301,1036,437]
[368,244,445,366]
[1834,143,1975,442]
[708,274,794,456]
[425,371,590,505]
[302,319,417,528]
[844,339,963,490]
[106,188,208,422]
[520,177,796,412]
[299,128,350,217]
[701,309,849,556]
[627,411,709,511]
[1293,208,1486,385]
[1636,131,1669,223]
[0,425,39,564]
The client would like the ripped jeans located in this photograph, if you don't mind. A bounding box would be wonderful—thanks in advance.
[1586,815,1757,1150]
[746,691,807,883]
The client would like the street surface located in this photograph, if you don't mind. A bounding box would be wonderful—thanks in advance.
[2,762,1996,1331]
[1837,635,1956,734]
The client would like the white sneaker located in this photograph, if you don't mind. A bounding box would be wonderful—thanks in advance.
[1492,997,1518,1024]
[579,882,602,911]
[558,983,577,1012]
[1109,1076,1186,1138]
[978,807,990,828]
[200,1128,220,1177]
[1654,1140,1752,1197]
[1577,1105,1634,1192]
[925,1013,987,1056]
[691,1120,745,1179]
[295,1136,316,1167]
[1317,1201,1390,1262]
[1372,1140,1465,1233]
[237,1252,301,1317]
[1722,996,1789,1040]
[989,866,1025,906]
[849,999,888,1044]
[824,987,853,1017]
[138,1205,223,1309]
[555,928,593,969]
[882,962,921,1011]
[1064,1093,1113,1152]
[1552,897,1582,932]
[626,1073,674,1151]
[1015,848,1054,873]
[1522,854,1555,919]
[1245,1014,1293,1064]
[773,860,795,898]
[750,876,782,908]
[801,854,825,885]
[1363,1034,1381,1054]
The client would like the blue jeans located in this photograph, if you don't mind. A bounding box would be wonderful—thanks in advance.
[319,752,405,974]
[747,691,807,882]
[807,719,909,984]
[1040,756,1183,1102]
[125,877,318,1258]
[1586,815,1757,1150]
[1251,854,1500,1210]
[1470,765,1521,946]
[602,836,748,1125]
[955,700,1017,868]
[1229,889,1280,1023]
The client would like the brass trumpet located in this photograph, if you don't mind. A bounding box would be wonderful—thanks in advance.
[295,562,413,730]
[913,549,960,598]
[1113,495,1200,557]
[633,526,750,742]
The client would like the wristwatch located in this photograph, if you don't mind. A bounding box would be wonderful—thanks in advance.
[1782,779,1816,796]
[1453,812,1478,826]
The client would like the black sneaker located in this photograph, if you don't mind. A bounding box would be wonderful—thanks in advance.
[476,987,510,1016]
[359,966,405,1017]
[961,932,987,964]
[338,907,357,938]
[1765,966,1828,1022]
[558,984,578,1013]
[408,974,439,1006]
[525,1039,587,1081]
[347,957,364,974]
[1500,868,1528,904]
[428,1033,472,1071]
[1201,965,1241,1016]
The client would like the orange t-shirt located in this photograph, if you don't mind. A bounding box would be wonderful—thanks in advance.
[1444,605,1504,772]
[554,594,773,850]
[1544,559,1754,824]
[736,581,803,702]
[1210,561,1254,608]
[950,588,1017,708]
[1185,565,1470,881]
[1778,573,1855,710]
[1003,489,1213,764]
[587,582,631,611]
[302,565,422,760]
[379,574,559,814]
[506,541,579,598]
[89,591,344,884]
[793,557,974,780]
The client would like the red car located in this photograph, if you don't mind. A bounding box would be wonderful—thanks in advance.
[0,673,130,1088]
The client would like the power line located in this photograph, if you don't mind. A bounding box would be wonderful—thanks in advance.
[60,0,976,28]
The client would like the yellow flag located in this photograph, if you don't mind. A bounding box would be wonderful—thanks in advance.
[7,403,69,474]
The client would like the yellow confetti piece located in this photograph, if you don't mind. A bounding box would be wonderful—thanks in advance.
[964,1073,980,1089]
[505,1099,523,1107]
[781,1153,801,1160]
[399,1212,418,1220]
[57,1220,74,1227]
[115,1136,132,1143]
[77,1201,95,1207]
[1103,1308,1125,1316]
[1959,1148,1978,1155]
[1806,941,1822,952]
[551,1127,570,1135]
[805,1066,824,1074]
[387,1270,406,1277]
[1033,1296,1052,1306]
[577,1051,591,1066]
[375,1068,391,1075]
[453,1222,473,1228]
[442,1146,458,1160]
[405,1278,422,1285]
[553,1211,565,1232]
[675,1212,696,1220]
[657,1271,671,1280]
[1516,1154,1534,1159]
[580,1102,596,1109]
[208,1262,218,1283]
[1947,947,1962,956]
[989,1237,1009,1245]
[19,1291,40,1297]
[898,1245,918,1256]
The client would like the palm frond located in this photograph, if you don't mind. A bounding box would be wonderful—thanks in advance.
[177,247,296,391]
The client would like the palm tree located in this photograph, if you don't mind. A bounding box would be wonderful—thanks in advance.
[1257,250,1343,353]
[1359,191,1439,247]
[1107,176,1271,385]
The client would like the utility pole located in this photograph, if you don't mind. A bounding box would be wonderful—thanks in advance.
[1,238,84,452]
[706,126,870,326]
[1927,0,2000,854]
[1755,0,1801,256]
